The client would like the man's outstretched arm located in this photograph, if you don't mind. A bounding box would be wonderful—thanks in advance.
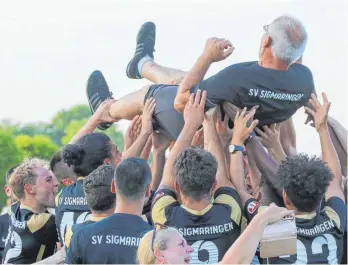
[174,38,233,112]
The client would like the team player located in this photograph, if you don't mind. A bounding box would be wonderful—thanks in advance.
[64,164,116,247]
[87,16,314,141]
[3,158,59,264]
[0,164,20,262]
[65,157,152,264]
[151,91,245,263]
[230,93,346,264]
[55,132,121,246]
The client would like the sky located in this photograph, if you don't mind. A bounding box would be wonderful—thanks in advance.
[0,0,347,155]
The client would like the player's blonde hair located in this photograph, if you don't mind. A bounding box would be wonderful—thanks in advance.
[137,227,179,264]
[9,158,49,199]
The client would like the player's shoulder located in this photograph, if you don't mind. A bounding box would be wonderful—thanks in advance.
[0,213,9,229]
[222,61,259,73]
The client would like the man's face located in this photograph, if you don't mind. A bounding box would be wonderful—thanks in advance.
[110,142,122,167]
[32,168,59,208]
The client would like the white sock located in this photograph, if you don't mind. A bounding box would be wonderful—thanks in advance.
[138,55,153,77]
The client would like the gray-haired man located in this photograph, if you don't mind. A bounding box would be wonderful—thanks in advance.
[87,16,315,139]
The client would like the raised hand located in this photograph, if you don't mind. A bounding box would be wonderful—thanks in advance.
[260,203,295,225]
[191,128,204,147]
[93,99,119,124]
[141,98,156,135]
[232,107,259,145]
[304,93,331,132]
[216,107,233,147]
[183,89,207,130]
[255,124,281,149]
[203,38,235,63]
[124,115,142,150]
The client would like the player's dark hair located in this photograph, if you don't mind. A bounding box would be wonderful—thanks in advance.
[174,147,217,201]
[278,153,333,212]
[62,133,113,177]
[50,150,76,182]
[114,157,152,201]
[6,164,21,183]
[84,165,116,212]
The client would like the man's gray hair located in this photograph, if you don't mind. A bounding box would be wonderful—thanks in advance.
[268,15,308,64]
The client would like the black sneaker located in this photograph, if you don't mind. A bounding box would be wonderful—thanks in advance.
[126,21,156,79]
[86,70,114,130]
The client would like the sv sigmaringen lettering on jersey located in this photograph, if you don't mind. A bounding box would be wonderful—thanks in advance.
[59,196,88,206]
[297,220,335,236]
[179,222,234,237]
[248,89,304,102]
[91,235,141,246]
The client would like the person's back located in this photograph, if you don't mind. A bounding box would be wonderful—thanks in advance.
[65,157,153,264]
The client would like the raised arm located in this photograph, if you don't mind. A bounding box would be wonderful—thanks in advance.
[279,118,297,156]
[159,90,206,190]
[229,108,258,206]
[174,38,233,112]
[122,98,155,159]
[328,116,347,154]
[305,93,344,201]
[203,107,232,190]
[69,100,118,144]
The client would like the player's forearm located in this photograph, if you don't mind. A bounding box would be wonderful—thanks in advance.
[69,117,99,144]
[280,118,297,156]
[267,144,287,164]
[203,120,229,185]
[174,54,212,112]
[140,137,153,161]
[246,138,282,196]
[319,124,342,186]
[122,131,151,159]
[34,247,66,264]
[162,124,197,187]
[328,116,347,154]
[151,149,166,191]
[220,213,267,264]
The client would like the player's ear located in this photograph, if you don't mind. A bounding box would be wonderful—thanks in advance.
[110,179,116,194]
[282,190,291,208]
[174,180,180,193]
[103,157,111,165]
[24,183,34,195]
[211,180,217,195]
[145,185,151,197]
[263,35,272,48]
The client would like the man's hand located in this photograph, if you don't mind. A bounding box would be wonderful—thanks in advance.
[255,124,281,149]
[191,128,204,147]
[153,132,172,152]
[231,107,259,146]
[216,108,233,147]
[222,102,259,126]
[92,99,119,124]
[304,93,331,132]
[202,38,234,63]
[183,90,207,129]
[141,98,156,135]
[124,115,142,150]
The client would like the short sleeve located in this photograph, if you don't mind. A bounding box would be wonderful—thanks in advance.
[244,198,267,222]
[65,230,82,264]
[322,196,347,232]
[214,187,242,225]
[26,213,58,244]
[151,189,178,224]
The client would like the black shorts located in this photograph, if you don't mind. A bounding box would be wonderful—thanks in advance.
[144,84,184,140]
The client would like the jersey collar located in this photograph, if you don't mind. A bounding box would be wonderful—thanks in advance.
[181,204,213,216]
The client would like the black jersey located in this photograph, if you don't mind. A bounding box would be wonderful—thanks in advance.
[152,187,242,264]
[2,202,58,264]
[65,213,152,264]
[55,177,91,246]
[0,213,10,262]
[244,197,346,264]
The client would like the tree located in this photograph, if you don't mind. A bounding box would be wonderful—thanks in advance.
[0,129,22,208]
[15,135,59,160]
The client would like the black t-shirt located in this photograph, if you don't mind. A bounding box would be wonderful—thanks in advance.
[152,187,242,264]
[244,197,346,264]
[3,202,58,264]
[0,213,10,262]
[55,178,91,246]
[196,61,315,126]
[65,213,152,264]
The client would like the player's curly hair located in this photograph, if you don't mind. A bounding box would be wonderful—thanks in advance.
[174,147,217,201]
[278,153,333,212]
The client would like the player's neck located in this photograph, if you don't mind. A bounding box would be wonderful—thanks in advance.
[259,56,290,71]
[114,198,143,216]
[20,198,46,213]
[182,196,211,212]
[91,208,114,218]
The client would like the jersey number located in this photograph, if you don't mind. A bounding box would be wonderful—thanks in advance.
[190,240,219,264]
[281,233,338,264]
[59,211,91,244]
